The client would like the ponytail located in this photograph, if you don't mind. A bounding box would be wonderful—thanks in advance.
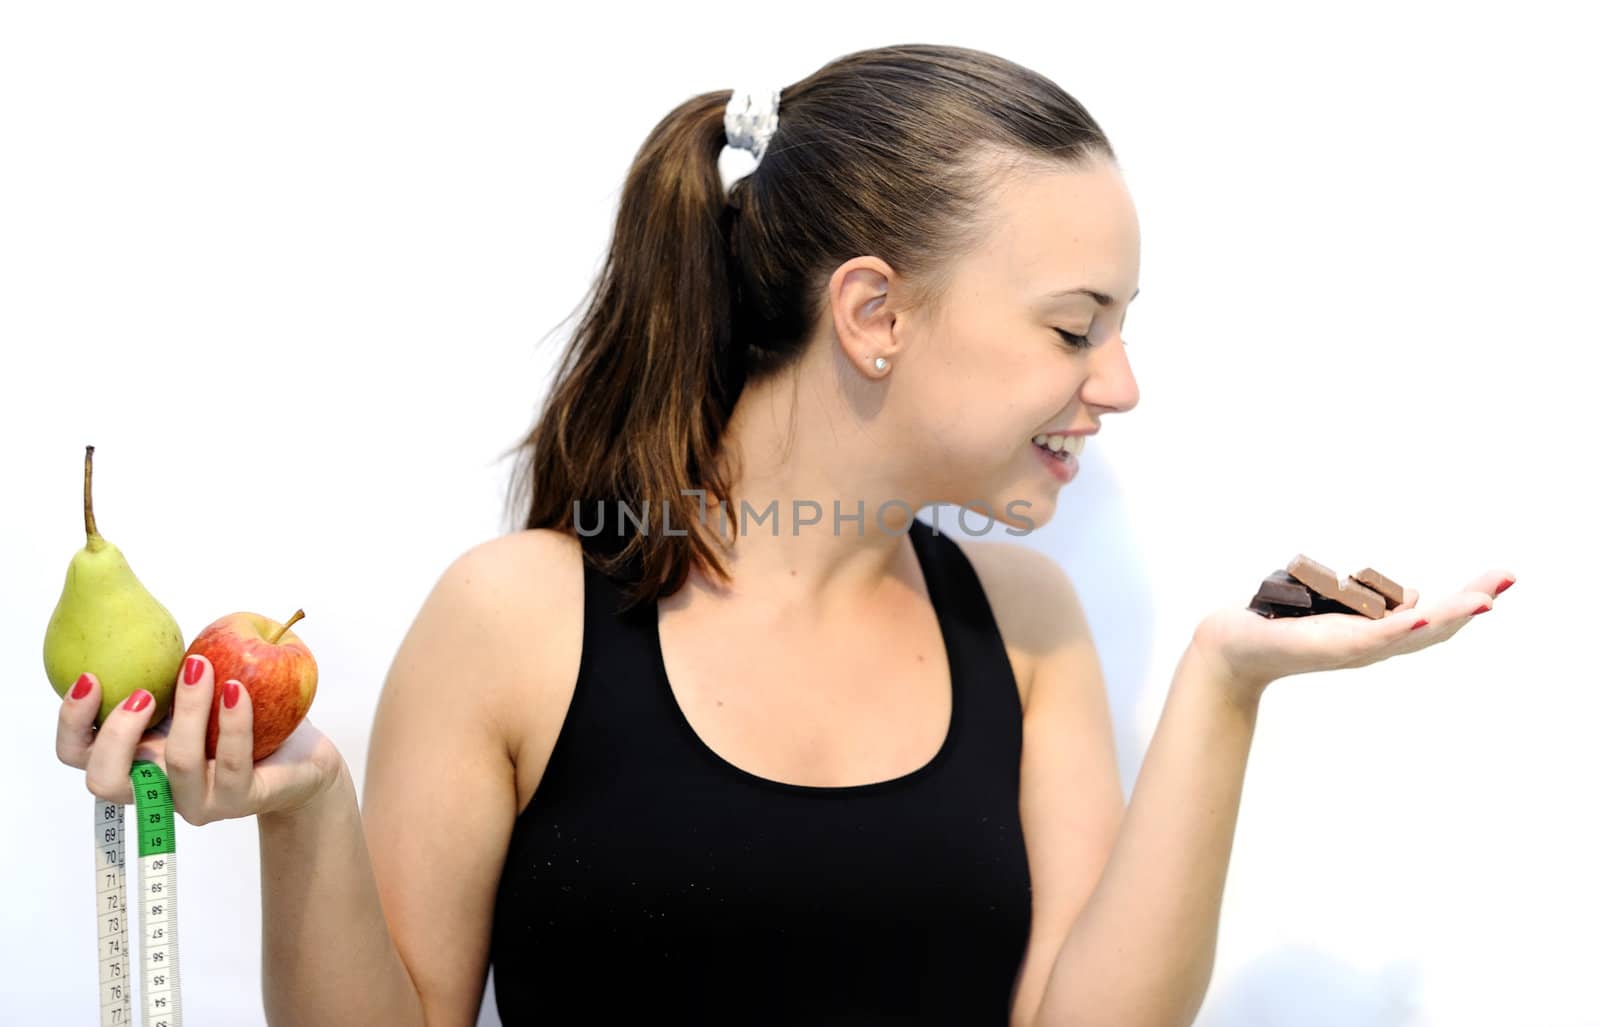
[501,90,747,612]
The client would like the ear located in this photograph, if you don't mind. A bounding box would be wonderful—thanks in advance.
[826,256,901,376]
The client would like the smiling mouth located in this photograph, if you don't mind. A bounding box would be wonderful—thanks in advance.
[1032,434,1085,460]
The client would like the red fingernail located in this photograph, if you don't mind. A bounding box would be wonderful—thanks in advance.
[70,674,93,700]
[123,690,152,713]
[1471,604,1490,616]
[1410,619,1429,631]
[223,680,241,709]
[1494,579,1514,596]
[183,656,204,685]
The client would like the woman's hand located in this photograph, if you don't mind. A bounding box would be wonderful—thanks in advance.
[1190,568,1517,710]
[56,653,345,823]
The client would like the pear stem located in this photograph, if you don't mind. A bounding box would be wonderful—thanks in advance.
[268,609,306,645]
[83,444,103,550]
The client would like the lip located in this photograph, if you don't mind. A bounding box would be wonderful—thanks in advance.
[1032,440,1079,483]
[1034,428,1100,439]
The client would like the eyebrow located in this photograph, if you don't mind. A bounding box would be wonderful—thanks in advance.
[1044,286,1140,307]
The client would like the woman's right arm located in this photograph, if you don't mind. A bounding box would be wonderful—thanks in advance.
[258,755,427,1026]
[257,532,569,1027]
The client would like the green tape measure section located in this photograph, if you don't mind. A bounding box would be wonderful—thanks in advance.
[130,759,176,857]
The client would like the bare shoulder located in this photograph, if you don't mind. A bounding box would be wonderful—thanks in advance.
[447,527,586,626]
[943,533,1089,711]
[460,526,586,585]
[446,526,587,717]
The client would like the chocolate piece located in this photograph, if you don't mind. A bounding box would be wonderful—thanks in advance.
[1284,554,1340,596]
[1249,595,1308,618]
[1286,554,1387,619]
[1255,569,1313,608]
[1351,567,1404,609]
[1331,579,1386,619]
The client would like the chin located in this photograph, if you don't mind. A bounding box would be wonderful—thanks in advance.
[946,490,1052,539]
[998,496,1052,537]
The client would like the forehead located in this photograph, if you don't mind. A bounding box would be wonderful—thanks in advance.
[973,161,1141,298]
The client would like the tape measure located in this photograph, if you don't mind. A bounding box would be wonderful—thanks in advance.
[94,759,183,1026]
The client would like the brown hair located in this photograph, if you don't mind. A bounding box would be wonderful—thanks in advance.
[499,43,1116,612]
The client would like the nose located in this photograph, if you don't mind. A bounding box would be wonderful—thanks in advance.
[1080,334,1140,414]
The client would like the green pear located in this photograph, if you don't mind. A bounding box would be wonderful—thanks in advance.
[43,445,186,728]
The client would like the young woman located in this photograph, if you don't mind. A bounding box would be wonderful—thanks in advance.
[56,43,1512,1027]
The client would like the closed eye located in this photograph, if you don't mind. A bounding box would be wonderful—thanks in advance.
[1054,328,1092,350]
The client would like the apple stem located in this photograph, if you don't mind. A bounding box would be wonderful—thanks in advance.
[268,609,306,645]
[84,444,105,552]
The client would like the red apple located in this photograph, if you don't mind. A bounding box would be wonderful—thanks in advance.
[185,609,318,762]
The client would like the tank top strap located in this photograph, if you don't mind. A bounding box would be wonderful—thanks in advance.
[525,537,677,805]
[905,517,1025,779]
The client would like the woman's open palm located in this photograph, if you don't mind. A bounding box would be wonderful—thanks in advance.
[1192,567,1517,704]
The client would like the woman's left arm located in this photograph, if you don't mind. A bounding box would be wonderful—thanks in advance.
[1029,567,1514,1027]
[1026,638,1259,1027]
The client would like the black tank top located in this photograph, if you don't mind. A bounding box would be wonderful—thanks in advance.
[489,517,1033,1025]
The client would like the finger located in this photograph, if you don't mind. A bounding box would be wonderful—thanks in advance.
[1387,567,1514,618]
[57,672,102,769]
[212,678,255,809]
[164,654,215,824]
[1464,568,1517,599]
[1338,603,1434,657]
[84,688,159,805]
[1392,584,1502,650]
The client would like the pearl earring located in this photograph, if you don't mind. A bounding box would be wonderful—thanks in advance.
[873,357,889,372]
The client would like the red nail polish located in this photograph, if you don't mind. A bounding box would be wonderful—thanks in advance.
[70,674,93,700]
[1494,579,1514,596]
[223,680,241,709]
[183,657,204,685]
[1410,619,1429,631]
[123,690,152,713]
[1471,604,1490,616]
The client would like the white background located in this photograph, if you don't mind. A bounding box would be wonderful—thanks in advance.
[3,2,1594,1024]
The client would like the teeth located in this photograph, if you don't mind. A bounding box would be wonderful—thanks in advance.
[1032,433,1086,456]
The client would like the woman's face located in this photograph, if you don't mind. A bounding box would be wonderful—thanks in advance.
[880,155,1143,531]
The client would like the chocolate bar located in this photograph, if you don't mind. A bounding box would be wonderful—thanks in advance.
[1246,556,1408,620]
[1249,597,1290,618]
[1286,554,1387,619]
[1351,567,1404,609]
[1249,596,1305,619]
[1249,570,1312,617]
[1255,569,1313,608]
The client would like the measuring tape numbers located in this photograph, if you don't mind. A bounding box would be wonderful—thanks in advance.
[94,759,183,1027]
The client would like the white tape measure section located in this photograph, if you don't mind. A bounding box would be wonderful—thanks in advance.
[94,760,183,1026]
[95,796,133,1025]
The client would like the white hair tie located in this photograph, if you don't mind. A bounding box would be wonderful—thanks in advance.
[724,87,781,164]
